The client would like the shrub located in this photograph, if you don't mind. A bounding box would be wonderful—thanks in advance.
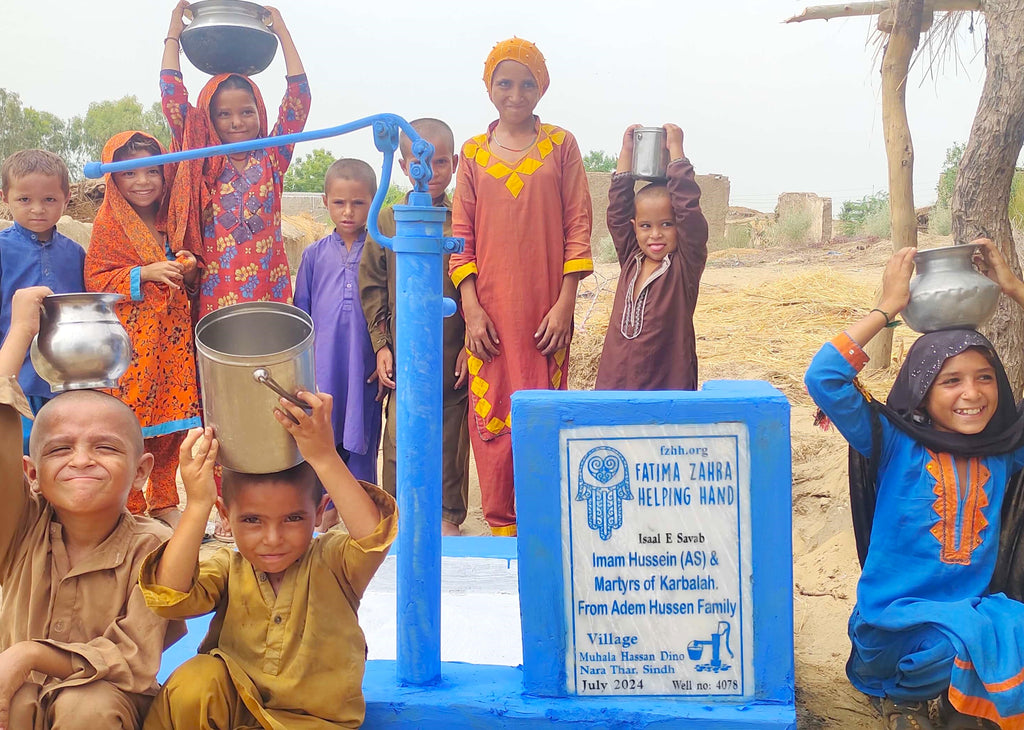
[838,191,889,236]
[928,204,952,236]
[721,223,753,250]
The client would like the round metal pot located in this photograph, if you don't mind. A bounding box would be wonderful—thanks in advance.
[180,0,278,76]
[631,127,669,181]
[902,245,1000,333]
[195,302,316,474]
[30,293,131,393]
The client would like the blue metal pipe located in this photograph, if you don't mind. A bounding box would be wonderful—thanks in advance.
[393,192,446,684]
[84,113,459,686]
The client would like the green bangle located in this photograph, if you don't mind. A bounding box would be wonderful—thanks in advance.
[869,308,891,325]
[870,308,901,329]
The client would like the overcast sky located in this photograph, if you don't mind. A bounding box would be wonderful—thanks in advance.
[1,0,991,211]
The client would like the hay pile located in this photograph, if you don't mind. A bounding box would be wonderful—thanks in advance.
[569,264,917,402]
[282,212,330,273]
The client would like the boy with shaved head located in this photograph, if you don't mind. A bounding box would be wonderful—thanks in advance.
[359,118,470,535]
[0,286,183,730]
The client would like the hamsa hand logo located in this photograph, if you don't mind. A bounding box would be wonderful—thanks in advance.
[576,446,632,540]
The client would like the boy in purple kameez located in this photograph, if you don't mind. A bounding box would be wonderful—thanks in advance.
[294,159,381,529]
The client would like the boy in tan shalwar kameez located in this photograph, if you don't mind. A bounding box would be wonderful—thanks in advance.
[0,286,184,730]
[140,387,396,729]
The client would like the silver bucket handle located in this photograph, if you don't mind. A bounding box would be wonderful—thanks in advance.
[252,367,312,424]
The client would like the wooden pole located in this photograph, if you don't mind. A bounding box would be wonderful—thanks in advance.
[864,0,923,371]
[785,0,978,23]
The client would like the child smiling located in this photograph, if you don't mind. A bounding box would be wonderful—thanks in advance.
[805,246,1024,729]
[595,124,709,391]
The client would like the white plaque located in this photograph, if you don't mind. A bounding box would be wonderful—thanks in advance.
[561,423,753,697]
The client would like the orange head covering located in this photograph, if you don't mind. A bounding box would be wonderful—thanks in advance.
[482,37,549,95]
[166,73,268,257]
[90,131,177,309]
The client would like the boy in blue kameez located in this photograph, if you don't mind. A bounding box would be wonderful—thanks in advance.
[805,244,1024,729]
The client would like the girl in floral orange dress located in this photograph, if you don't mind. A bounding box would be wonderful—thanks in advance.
[85,131,201,527]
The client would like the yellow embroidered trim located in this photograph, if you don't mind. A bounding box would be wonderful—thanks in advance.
[927,451,989,565]
[450,262,478,289]
[470,125,566,198]
[563,258,594,275]
[491,524,518,537]
[471,376,489,398]
[468,360,511,436]
[550,347,567,389]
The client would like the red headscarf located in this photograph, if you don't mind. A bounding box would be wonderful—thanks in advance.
[166,73,269,258]
[88,130,178,310]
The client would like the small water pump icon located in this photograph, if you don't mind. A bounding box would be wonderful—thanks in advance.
[687,621,734,673]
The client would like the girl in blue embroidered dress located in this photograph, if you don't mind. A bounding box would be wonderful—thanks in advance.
[805,243,1024,730]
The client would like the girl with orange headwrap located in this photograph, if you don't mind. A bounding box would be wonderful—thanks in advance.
[160,0,310,319]
[450,38,594,535]
[85,131,202,527]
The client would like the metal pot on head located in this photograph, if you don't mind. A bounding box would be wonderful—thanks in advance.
[195,302,316,474]
[31,293,131,393]
[631,127,669,182]
[180,0,278,76]
[902,245,1001,333]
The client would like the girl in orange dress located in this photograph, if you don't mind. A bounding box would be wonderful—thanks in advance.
[85,131,201,527]
[450,38,594,535]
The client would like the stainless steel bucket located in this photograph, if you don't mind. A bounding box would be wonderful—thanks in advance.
[195,302,315,474]
[631,127,669,181]
[31,293,131,393]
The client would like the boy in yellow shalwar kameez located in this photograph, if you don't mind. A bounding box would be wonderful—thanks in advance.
[139,390,396,729]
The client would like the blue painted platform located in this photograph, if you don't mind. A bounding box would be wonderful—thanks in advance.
[363,660,796,728]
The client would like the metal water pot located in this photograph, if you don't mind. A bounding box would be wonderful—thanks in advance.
[631,127,669,181]
[180,0,278,76]
[30,293,131,393]
[195,302,316,474]
[902,245,1000,333]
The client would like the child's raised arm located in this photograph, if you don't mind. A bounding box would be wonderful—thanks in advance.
[162,0,188,73]
[0,287,50,378]
[846,246,916,346]
[274,392,381,540]
[264,6,305,76]
[975,237,1024,307]
[153,427,219,592]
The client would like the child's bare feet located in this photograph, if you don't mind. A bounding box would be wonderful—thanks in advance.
[441,521,461,537]
[150,506,182,530]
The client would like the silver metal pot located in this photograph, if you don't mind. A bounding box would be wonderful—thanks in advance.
[631,127,669,181]
[902,245,1000,333]
[30,293,131,393]
[195,302,316,474]
[180,0,278,76]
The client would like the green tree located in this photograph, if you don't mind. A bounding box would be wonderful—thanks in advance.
[0,89,76,166]
[935,142,965,209]
[74,96,171,164]
[284,148,336,192]
[583,150,616,172]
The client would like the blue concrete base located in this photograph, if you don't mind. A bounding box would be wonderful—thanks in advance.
[363,660,796,729]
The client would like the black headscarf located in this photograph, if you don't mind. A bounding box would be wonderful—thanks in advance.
[880,329,1024,457]
[848,330,1024,582]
